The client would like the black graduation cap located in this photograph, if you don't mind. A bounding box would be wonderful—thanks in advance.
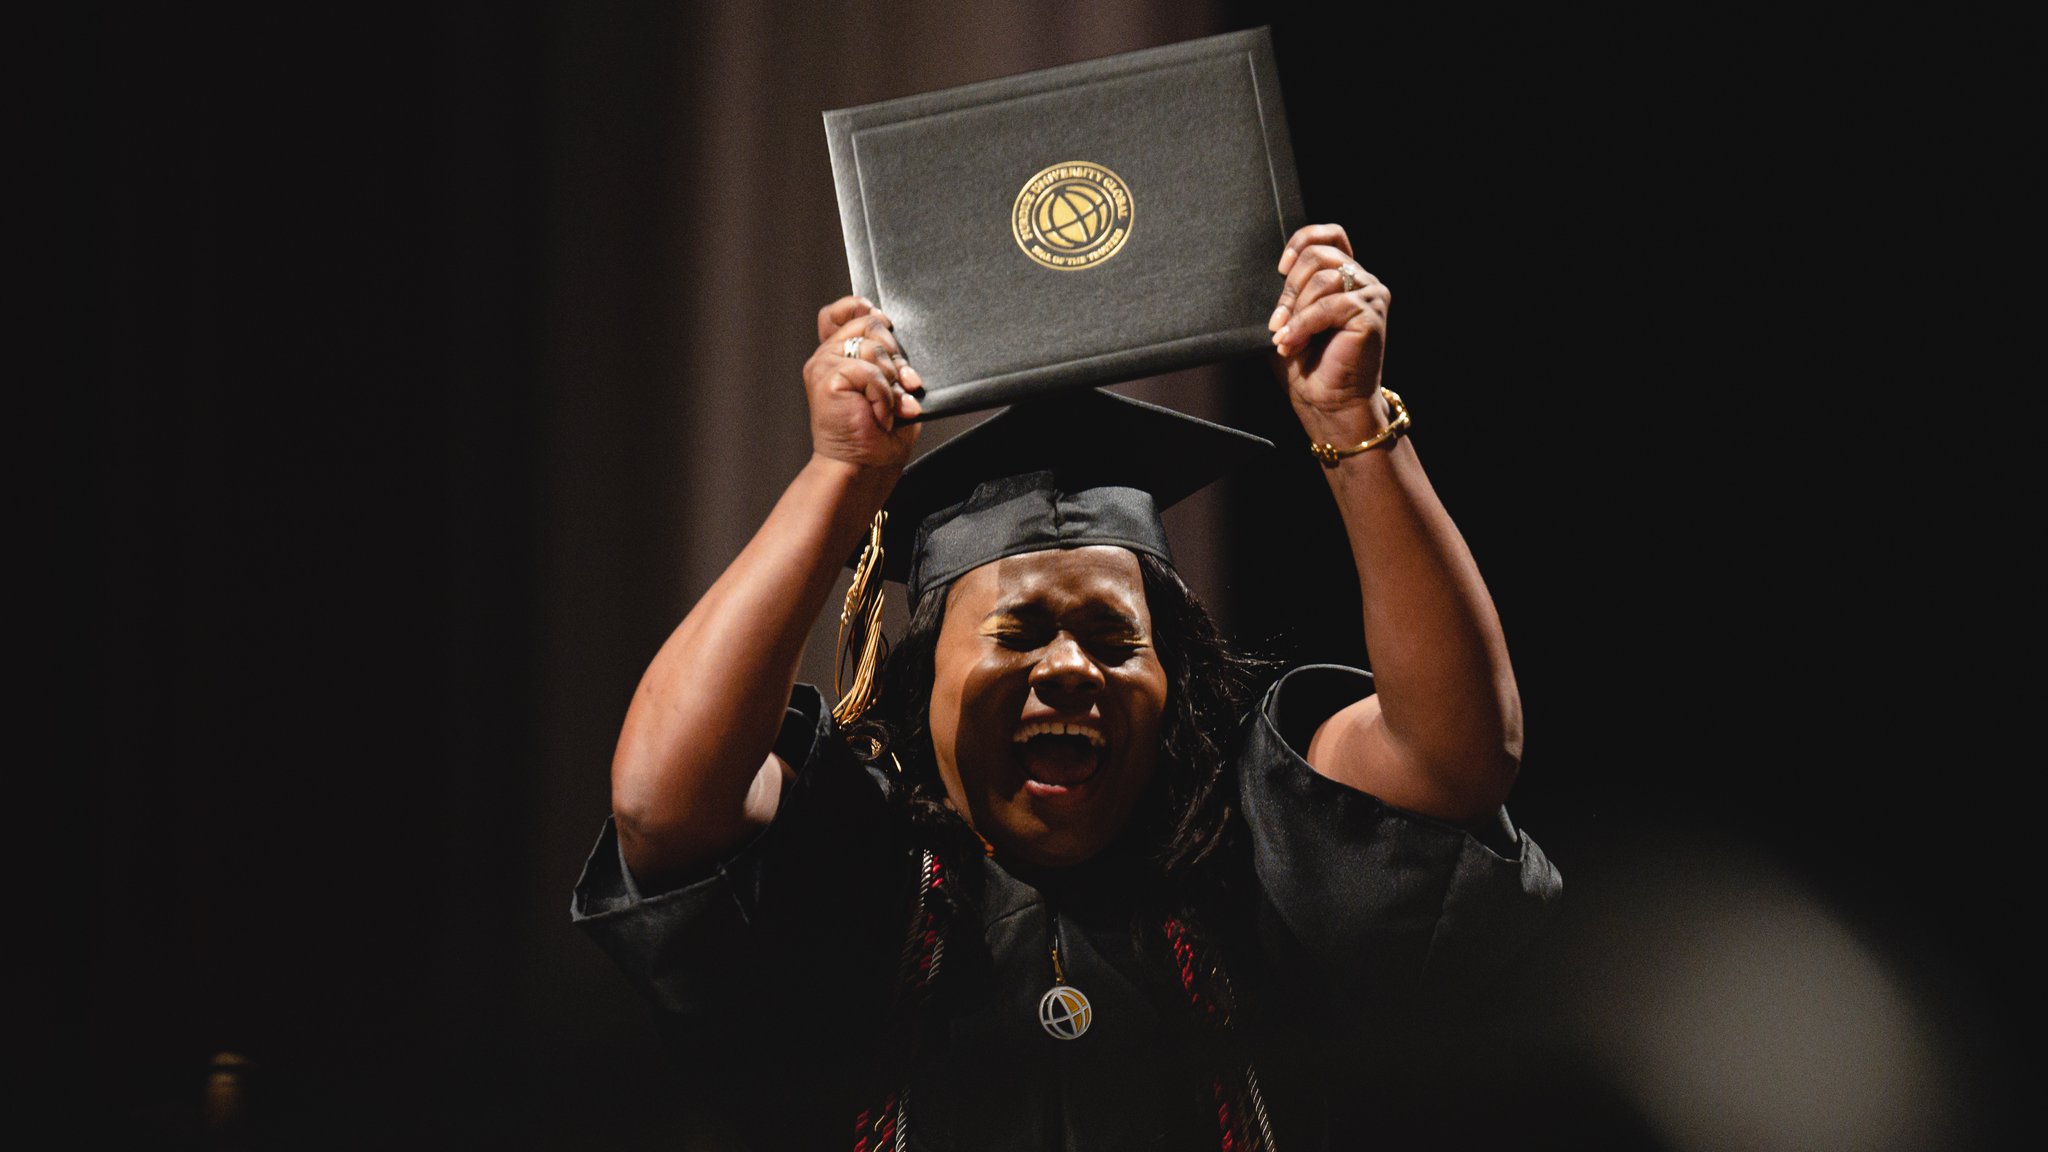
[873,388,1273,602]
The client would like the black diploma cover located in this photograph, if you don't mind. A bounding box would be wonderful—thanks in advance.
[823,27,1304,419]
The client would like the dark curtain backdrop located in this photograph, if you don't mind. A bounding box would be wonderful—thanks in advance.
[86,3,2025,1149]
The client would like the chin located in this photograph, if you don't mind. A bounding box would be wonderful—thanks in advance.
[987,810,1121,869]
[1009,837,1097,869]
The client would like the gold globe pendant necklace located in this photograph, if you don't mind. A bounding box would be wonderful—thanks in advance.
[1037,914,1093,1040]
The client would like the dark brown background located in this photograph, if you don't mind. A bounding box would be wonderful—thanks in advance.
[81,2,2026,1148]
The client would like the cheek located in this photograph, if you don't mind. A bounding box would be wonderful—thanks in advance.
[961,652,1026,714]
[928,644,1026,769]
[1131,663,1170,737]
[949,655,1032,779]
[1120,660,1171,770]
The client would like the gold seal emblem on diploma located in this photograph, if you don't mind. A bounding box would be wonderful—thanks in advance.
[1012,161,1133,270]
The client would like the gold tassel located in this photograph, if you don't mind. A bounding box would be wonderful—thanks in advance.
[832,511,890,744]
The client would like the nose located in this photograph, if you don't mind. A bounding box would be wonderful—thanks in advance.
[1029,632,1105,702]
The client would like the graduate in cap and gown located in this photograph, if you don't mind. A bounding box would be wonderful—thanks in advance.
[573,224,1560,1151]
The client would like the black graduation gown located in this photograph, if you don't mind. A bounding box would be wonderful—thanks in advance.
[572,666,1561,1150]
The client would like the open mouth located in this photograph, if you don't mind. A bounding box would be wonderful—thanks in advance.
[1012,721,1107,795]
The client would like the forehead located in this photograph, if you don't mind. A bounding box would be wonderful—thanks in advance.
[944,545,1150,618]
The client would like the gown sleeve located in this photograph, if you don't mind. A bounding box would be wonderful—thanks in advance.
[569,684,906,1029]
[1236,665,1562,1019]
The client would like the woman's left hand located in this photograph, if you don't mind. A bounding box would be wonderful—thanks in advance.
[1267,223,1392,438]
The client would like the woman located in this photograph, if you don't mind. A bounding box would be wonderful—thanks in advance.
[574,224,1559,1151]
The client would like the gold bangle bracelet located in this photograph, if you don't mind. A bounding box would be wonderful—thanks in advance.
[1308,387,1410,467]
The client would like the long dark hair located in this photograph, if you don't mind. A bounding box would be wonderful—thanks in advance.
[868,551,1271,900]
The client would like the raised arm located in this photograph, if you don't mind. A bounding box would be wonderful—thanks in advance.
[1266,224,1521,827]
[611,297,923,888]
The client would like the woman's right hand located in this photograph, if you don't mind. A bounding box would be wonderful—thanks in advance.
[807,296,923,472]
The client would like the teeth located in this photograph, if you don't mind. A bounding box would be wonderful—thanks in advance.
[1012,721,1107,748]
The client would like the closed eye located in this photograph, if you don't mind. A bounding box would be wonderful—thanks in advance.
[982,626,1145,661]
[1087,637,1147,663]
[980,608,1149,660]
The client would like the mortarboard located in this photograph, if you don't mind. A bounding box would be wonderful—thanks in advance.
[872,388,1273,603]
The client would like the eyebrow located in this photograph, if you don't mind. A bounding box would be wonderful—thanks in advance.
[980,602,1147,635]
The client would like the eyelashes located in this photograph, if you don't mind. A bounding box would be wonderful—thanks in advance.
[986,628,1148,664]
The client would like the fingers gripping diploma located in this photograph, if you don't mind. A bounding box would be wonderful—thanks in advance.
[1266,224,1394,433]
[807,296,926,471]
